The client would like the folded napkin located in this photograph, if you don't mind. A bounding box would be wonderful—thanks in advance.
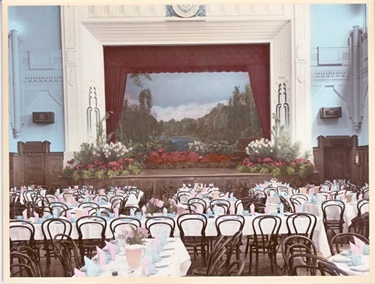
[310,195,318,204]
[22,209,28,220]
[350,242,361,255]
[250,203,255,215]
[142,258,157,276]
[33,212,39,223]
[354,237,365,253]
[66,210,72,222]
[74,268,86,277]
[96,246,107,267]
[84,256,102,277]
[105,241,116,260]
[113,207,119,218]
[264,205,269,214]
[279,203,284,215]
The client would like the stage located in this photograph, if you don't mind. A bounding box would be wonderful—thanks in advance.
[59,168,301,195]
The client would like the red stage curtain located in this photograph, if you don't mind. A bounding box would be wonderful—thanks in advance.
[104,44,270,139]
[104,66,127,136]
[248,64,271,138]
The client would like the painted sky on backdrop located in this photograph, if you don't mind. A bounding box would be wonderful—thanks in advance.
[125,72,250,121]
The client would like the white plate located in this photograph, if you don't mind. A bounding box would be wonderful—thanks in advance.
[350,265,369,272]
[331,255,351,263]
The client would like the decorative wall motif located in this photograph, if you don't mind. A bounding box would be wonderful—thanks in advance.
[166,5,206,18]
[275,81,290,129]
[86,86,101,137]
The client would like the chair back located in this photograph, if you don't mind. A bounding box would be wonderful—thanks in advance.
[41,218,73,241]
[215,214,244,237]
[110,216,141,238]
[177,213,207,238]
[10,220,36,249]
[288,252,344,276]
[52,233,82,277]
[145,216,175,237]
[17,246,43,277]
[321,200,345,224]
[10,251,41,277]
[281,235,317,275]
[187,197,207,214]
[251,215,281,248]
[330,232,369,255]
[286,213,317,239]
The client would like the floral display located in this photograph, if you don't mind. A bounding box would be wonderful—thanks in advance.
[164,198,177,214]
[145,198,164,214]
[237,115,315,180]
[62,141,143,180]
[118,226,148,245]
[144,149,232,169]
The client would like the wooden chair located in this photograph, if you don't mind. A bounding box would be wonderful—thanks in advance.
[145,216,176,238]
[177,213,208,265]
[76,216,107,263]
[52,233,82,277]
[247,215,281,275]
[330,232,369,255]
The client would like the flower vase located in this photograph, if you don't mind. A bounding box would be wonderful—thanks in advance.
[125,244,145,270]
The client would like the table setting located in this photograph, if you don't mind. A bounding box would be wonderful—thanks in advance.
[73,226,191,277]
[329,237,370,276]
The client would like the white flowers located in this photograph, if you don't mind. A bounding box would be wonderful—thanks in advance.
[94,141,133,162]
[246,138,275,161]
[188,141,207,153]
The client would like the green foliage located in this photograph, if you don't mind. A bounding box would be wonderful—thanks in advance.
[73,143,96,165]
[271,114,301,162]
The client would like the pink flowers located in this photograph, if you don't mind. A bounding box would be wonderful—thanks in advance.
[146,198,164,214]
[120,226,148,245]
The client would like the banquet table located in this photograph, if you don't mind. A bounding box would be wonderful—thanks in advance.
[303,201,358,233]
[81,238,191,277]
[11,210,331,258]
[329,253,370,276]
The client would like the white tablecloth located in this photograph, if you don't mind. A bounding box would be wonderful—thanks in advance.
[303,201,358,233]
[329,254,370,276]
[94,238,190,277]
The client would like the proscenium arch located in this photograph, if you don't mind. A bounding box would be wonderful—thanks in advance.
[103,44,270,140]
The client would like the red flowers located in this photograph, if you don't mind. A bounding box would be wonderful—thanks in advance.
[145,150,231,169]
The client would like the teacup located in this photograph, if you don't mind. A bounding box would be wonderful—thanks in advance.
[363,244,370,255]
[243,210,249,216]
[350,255,362,266]
[16,215,23,220]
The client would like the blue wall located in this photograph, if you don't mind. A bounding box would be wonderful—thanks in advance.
[310,4,368,147]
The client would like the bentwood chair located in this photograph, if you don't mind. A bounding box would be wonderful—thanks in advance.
[52,233,82,277]
[109,216,141,239]
[321,200,345,240]
[76,216,107,263]
[215,214,245,260]
[330,232,369,255]
[187,197,207,214]
[41,218,73,276]
[248,215,281,275]
[16,246,43,277]
[191,234,231,276]
[281,235,317,275]
[10,251,42,277]
[177,213,208,265]
[288,253,348,276]
[286,213,317,239]
[145,216,176,238]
